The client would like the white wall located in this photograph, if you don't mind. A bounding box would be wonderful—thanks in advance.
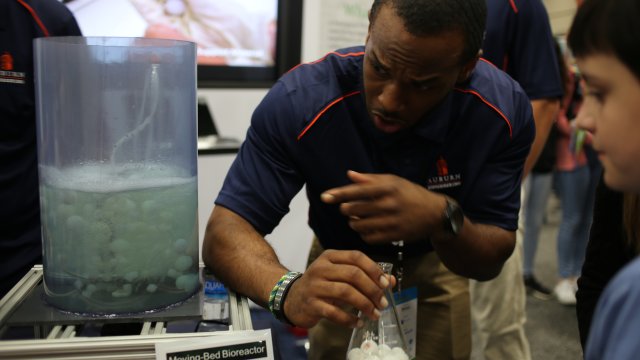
[196,87,316,273]
[301,0,373,61]
[196,89,267,140]
[301,0,323,62]
[196,0,328,272]
[197,154,313,273]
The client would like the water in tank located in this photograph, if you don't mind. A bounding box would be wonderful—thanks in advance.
[34,37,199,315]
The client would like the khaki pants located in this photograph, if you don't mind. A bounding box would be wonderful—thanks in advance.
[306,238,471,360]
[469,188,531,360]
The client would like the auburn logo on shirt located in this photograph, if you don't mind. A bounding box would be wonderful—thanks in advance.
[0,51,26,84]
[1,52,13,71]
[427,156,462,190]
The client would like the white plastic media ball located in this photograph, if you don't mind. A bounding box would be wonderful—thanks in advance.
[391,347,409,360]
[112,284,133,298]
[164,0,185,16]
[174,255,193,272]
[66,215,86,231]
[141,200,158,216]
[378,343,392,357]
[380,354,400,360]
[82,202,96,217]
[173,238,188,252]
[176,274,199,291]
[167,268,179,278]
[90,221,112,244]
[109,238,130,254]
[361,339,378,354]
[347,348,365,360]
[124,271,139,282]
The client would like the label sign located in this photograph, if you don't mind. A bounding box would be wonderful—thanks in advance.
[165,341,267,360]
[156,330,274,360]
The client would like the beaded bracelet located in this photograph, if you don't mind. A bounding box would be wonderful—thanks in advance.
[268,271,303,324]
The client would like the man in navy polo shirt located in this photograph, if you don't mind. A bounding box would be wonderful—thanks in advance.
[203,0,534,358]
[0,0,81,298]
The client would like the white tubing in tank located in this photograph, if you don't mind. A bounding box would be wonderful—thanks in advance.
[110,63,161,163]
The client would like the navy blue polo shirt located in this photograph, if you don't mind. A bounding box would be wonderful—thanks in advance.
[0,0,81,296]
[216,46,534,256]
[484,0,563,100]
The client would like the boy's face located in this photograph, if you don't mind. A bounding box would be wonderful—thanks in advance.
[576,54,640,192]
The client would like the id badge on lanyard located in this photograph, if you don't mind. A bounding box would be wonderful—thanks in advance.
[392,241,418,359]
[394,287,418,359]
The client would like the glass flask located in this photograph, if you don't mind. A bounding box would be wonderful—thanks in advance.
[34,37,198,315]
[346,262,412,360]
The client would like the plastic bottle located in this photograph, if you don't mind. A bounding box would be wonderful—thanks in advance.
[202,269,229,321]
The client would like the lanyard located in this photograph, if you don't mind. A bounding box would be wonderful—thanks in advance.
[392,240,404,293]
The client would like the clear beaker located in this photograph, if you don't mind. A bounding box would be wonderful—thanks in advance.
[346,262,411,360]
[34,37,198,314]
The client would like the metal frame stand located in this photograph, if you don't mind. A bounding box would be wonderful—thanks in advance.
[0,265,253,359]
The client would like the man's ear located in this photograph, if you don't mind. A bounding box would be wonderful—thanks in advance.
[457,50,481,83]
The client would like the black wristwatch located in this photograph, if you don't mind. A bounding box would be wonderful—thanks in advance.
[442,197,464,237]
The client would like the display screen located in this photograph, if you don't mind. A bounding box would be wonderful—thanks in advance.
[62,0,301,87]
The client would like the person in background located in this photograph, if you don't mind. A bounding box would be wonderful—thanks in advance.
[568,0,640,357]
[0,0,81,298]
[202,0,535,358]
[552,48,593,306]
[470,0,563,358]
[521,124,558,301]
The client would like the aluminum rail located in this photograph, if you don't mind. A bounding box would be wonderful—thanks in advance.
[0,266,253,359]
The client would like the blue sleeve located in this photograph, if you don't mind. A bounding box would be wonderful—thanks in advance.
[507,0,563,99]
[463,90,534,230]
[586,258,640,360]
[215,81,305,234]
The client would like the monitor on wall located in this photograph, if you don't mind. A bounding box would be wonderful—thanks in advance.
[62,0,302,88]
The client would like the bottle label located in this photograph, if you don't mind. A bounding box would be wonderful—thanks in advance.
[205,279,227,295]
[203,275,229,321]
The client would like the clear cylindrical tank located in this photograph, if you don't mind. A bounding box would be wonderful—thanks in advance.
[34,37,198,315]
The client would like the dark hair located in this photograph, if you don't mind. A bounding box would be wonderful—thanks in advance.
[568,0,640,79]
[369,0,487,63]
